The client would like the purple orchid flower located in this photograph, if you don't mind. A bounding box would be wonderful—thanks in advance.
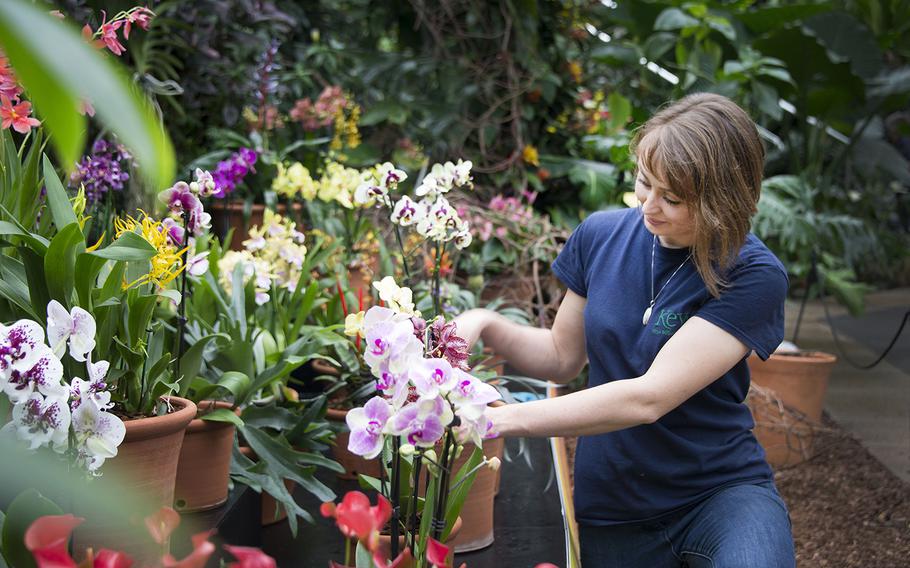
[363,318,423,376]
[409,357,456,399]
[3,345,65,405]
[0,320,45,380]
[448,368,501,416]
[388,396,452,447]
[346,396,393,459]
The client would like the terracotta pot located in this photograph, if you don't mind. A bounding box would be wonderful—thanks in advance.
[238,446,297,525]
[174,401,239,512]
[326,407,383,480]
[211,201,303,251]
[377,516,462,566]
[747,351,836,468]
[77,397,196,566]
[449,437,504,552]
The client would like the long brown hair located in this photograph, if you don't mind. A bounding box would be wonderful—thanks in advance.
[629,93,764,297]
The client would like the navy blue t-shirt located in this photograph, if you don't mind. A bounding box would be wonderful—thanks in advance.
[551,207,787,526]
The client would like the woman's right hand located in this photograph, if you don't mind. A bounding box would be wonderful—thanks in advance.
[453,308,493,350]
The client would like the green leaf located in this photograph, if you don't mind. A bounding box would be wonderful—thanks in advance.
[91,232,157,261]
[802,12,883,80]
[1,489,63,568]
[41,156,77,230]
[606,92,632,132]
[176,333,229,397]
[127,294,157,347]
[654,8,699,31]
[74,253,107,309]
[355,541,374,568]
[43,222,85,307]
[201,407,244,427]
[443,446,483,540]
[0,0,175,189]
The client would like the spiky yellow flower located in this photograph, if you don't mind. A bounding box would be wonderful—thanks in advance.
[114,211,188,289]
[522,144,540,167]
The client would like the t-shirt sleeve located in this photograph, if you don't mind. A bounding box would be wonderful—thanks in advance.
[694,262,788,360]
[551,218,589,297]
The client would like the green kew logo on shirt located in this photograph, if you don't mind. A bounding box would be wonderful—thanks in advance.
[650,308,692,336]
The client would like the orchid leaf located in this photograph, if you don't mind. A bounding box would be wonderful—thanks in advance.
[0,216,49,252]
[43,222,85,307]
[176,333,228,397]
[200,408,243,427]
[90,232,157,261]
[443,446,483,540]
[355,542,373,568]
[41,156,77,231]
[74,253,108,309]
[126,294,156,347]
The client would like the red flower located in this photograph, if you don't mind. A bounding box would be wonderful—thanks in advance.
[124,7,155,39]
[99,18,125,56]
[144,506,180,546]
[24,514,83,568]
[425,537,449,568]
[160,531,215,568]
[0,95,40,133]
[93,549,134,568]
[374,547,415,568]
[321,491,392,551]
[223,545,277,568]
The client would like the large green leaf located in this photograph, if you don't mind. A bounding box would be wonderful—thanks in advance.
[802,12,883,80]
[90,232,157,261]
[176,333,231,398]
[0,0,175,190]
[1,489,63,568]
[42,156,77,230]
[43,222,85,307]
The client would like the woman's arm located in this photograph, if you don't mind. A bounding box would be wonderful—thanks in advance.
[489,315,751,437]
[454,290,588,384]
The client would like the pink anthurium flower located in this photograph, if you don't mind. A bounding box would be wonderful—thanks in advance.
[321,491,392,553]
[160,530,215,568]
[25,514,83,567]
[144,506,180,545]
[93,549,134,568]
[346,396,392,459]
[425,537,450,568]
[223,545,277,568]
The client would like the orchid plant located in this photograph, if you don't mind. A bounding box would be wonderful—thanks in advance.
[339,277,501,564]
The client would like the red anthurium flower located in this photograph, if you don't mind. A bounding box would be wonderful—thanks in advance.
[425,537,450,568]
[25,514,84,567]
[373,547,414,568]
[322,491,392,549]
[93,549,133,568]
[223,545,277,568]
[144,507,180,545]
[160,531,215,568]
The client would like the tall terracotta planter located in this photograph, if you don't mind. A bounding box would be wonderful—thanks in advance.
[326,407,383,480]
[77,397,196,566]
[450,436,504,552]
[747,351,836,468]
[174,401,238,512]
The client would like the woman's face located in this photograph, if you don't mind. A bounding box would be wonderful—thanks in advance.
[634,162,696,248]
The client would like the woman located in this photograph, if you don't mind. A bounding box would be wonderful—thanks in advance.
[456,93,796,567]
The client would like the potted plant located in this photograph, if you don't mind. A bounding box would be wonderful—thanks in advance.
[181,209,348,534]
[747,174,867,466]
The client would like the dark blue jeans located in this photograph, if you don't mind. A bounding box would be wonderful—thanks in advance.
[579,481,795,568]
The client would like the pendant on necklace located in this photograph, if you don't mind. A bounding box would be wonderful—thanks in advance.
[642,304,653,326]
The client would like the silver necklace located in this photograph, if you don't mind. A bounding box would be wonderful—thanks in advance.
[643,236,692,325]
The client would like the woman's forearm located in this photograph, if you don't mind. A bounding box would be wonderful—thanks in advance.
[478,311,583,383]
[488,376,657,438]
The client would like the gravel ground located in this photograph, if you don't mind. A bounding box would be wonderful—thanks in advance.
[563,416,910,567]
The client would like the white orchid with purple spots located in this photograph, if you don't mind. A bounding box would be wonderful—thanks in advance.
[46,300,96,362]
[1,305,123,473]
[387,395,452,448]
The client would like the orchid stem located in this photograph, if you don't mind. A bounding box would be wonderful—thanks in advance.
[409,451,423,552]
[433,429,454,540]
[173,210,189,390]
[390,435,402,559]
[394,225,412,287]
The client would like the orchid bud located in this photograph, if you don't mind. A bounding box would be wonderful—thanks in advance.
[422,449,437,465]
[189,181,200,194]
[487,457,501,472]
[399,443,416,457]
